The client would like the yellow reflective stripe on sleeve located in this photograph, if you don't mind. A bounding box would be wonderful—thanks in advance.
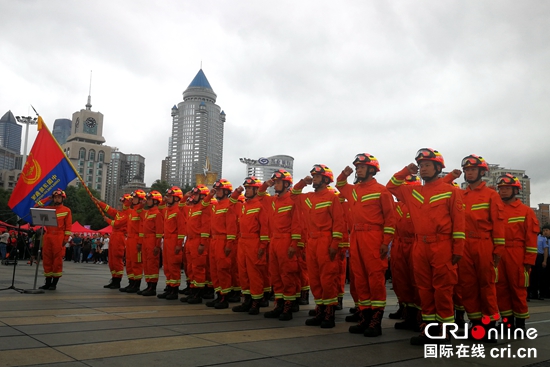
[508,216,526,223]
[390,176,404,186]
[104,205,110,212]
[139,233,144,238]
[526,247,538,254]
[332,232,343,239]
[229,197,238,204]
[383,227,395,234]
[361,193,381,202]
[64,231,72,235]
[336,180,347,187]
[297,242,305,248]
[177,235,185,239]
[260,236,270,241]
[155,234,163,238]
[131,217,140,221]
[278,205,292,213]
[471,203,489,210]
[167,213,178,220]
[305,198,312,209]
[291,234,301,240]
[258,191,268,196]
[227,235,237,240]
[429,191,452,204]
[338,242,350,248]
[493,238,505,245]
[201,233,210,238]
[146,214,157,219]
[453,232,466,239]
[57,212,68,217]
[412,189,424,204]
[315,201,332,209]
[291,188,302,194]
[201,200,209,207]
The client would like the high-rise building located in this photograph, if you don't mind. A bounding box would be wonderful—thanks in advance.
[0,110,22,154]
[0,146,22,171]
[239,155,294,195]
[105,149,146,207]
[168,69,225,188]
[52,118,72,145]
[61,95,113,199]
[460,164,531,206]
[534,203,549,228]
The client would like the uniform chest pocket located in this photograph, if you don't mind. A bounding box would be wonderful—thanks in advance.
[427,199,449,221]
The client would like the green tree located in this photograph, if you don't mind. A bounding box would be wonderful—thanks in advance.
[0,187,18,225]
[63,186,106,230]
[150,179,170,194]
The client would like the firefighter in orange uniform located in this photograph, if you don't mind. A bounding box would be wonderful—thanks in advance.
[94,194,130,290]
[38,188,72,290]
[180,185,211,304]
[387,148,465,345]
[137,191,164,296]
[391,175,422,331]
[337,154,395,337]
[259,169,302,321]
[231,177,270,315]
[292,164,346,329]
[157,186,185,300]
[123,189,146,293]
[496,173,539,330]
[457,155,506,337]
[206,179,238,309]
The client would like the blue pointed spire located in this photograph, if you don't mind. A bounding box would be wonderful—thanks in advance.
[188,69,213,90]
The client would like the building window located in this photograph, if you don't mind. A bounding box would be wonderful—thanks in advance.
[89,149,96,161]
[79,148,86,159]
[98,151,104,162]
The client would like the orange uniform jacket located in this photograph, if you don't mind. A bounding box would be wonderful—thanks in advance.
[184,200,211,242]
[209,198,238,248]
[387,167,465,256]
[502,200,539,266]
[258,187,301,247]
[140,207,164,248]
[44,204,72,240]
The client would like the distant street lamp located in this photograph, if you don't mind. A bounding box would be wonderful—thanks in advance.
[15,116,38,167]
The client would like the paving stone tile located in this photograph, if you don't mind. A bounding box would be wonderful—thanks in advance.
[0,335,47,349]
[0,347,74,367]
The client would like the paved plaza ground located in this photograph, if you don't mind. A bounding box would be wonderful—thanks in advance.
[1,261,549,367]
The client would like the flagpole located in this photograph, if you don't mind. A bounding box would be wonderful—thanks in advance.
[37,117,106,217]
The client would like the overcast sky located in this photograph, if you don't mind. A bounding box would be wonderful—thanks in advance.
[1,1,549,205]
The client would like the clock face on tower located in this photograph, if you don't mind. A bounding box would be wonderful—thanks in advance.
[85,117,97,128]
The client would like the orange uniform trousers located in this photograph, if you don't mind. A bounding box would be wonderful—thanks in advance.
[210,235,233,295]
[163,234,183,287]
[458,236,499,321]
[42,233,64,278]
[142,234,160,283]
[109,231,126,279]
[348,257,358,304]
[239,235,268,299]
[298,248,309,293]
[391,236,421,307]
[185,237,208,288]
[269,234,300,300]
[496,245,530,319]
[231,241,240,292]
[307,232,339,306]
[413,235,457,323]
[126,236,143,280]
[350,228,387,310]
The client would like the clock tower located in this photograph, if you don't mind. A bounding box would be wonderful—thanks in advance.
[61,94,112,199]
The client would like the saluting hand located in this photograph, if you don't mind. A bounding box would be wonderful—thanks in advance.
[407,163,418,174]
[304,176,313,185]
[342,166,354,177]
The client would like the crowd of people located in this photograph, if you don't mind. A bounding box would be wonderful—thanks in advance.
[63,233,110,264]
[29,147,543,347]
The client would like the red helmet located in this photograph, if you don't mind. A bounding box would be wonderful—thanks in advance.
[132,189,146,200]
[310,164,334,183]
[52,188,66,199]
[243,176,262,187]
[461,154,489,171]
[192,184,210,196]
[165,186,184,200]
[213,179,233,191]
[415,148,445,168]
[271,169,293,183]
[119,193,132,203]
[353,153,380,172]
[496,173,522,189]
[404,175,421,186]
[147,190,163,204]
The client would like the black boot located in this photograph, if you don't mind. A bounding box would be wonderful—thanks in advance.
[166,286,179,300]
[336,296,343,311]
[389,303,404,319]
[516,317,526,330]
[484,321,498,343]
[179,281,191,295]
[141,282,157,296]
[455,309,466,329]
[227,290,241,303]
[202,287,215,299]
[291,299,300,313]
[259,292,270,308]
[349,309,372,334]
[39,277,52,290]
[410,323,431,346]
[137,282,149,295]
[119,279,134,292]
[345,309,361,323]
[308,309,318,316]
[157,286,171,299]
[248,299,261,315]
[299,289,310,305]
[232,294,252,312]
[206,292,222,307]
[395,306,420,331]
[127,279,141,293]
[264,299,284,318]
[49,277,59,290]
[108,278,121,289]
[502,315,515,329]
[468,319,482,340]
[321,305,336,328]
[305,305,325,326]
[103,277,115,288]
[187,287,203,304]
[214,294,229,309]
[364,309,384,337]
[279,300,294,321]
